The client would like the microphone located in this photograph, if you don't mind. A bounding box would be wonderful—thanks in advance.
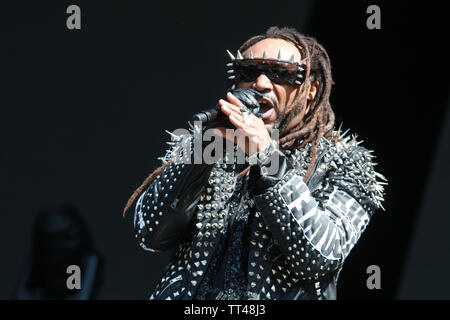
[191,108,227,128]
[192,88,264,129]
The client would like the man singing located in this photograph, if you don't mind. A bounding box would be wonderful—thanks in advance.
[124,26,387,300]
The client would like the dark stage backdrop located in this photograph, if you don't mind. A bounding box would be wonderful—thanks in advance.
[1,1,448,299]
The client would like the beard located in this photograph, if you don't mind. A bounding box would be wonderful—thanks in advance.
[274,100,307,138]
[258,87,310,149]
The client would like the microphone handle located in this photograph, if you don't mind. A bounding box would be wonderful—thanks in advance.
[192,88,263,128]
[191,106,234,129]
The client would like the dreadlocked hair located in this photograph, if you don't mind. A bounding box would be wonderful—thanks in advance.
[123,26,337,215]
[237,26,336,181]
[123,160,171,216]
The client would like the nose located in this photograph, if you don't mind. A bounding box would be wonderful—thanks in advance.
[252,73,273,92]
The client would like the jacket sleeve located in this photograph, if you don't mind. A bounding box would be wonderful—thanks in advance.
[134,129,213,252]
[250,142,386,281]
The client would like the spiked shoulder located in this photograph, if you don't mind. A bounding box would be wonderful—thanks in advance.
[158,122,202,165]
[288,129,387,216]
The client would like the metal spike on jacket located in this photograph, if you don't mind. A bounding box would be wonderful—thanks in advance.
[133,125,387,300]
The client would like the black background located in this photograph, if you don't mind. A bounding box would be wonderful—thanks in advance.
[1,1,448,299]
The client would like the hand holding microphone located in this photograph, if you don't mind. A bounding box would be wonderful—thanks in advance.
[192,89,272,156]
[191,88,264,129]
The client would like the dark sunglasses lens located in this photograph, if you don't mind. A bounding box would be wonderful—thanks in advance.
[271,65,298,84]
[234,64,260,82]
[233,61,299,85]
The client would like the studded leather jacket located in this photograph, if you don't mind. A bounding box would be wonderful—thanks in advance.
[133,126,386,300]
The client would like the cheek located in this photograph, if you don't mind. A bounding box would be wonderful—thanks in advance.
[274,87,289,112]
[284,87,300,107]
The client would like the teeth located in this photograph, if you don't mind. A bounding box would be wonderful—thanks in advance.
[259,100,271,108]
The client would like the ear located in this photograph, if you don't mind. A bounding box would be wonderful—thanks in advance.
[307,80,319,102]
[304,80,319,115]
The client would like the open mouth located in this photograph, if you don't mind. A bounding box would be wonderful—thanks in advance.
[258,97,275,120]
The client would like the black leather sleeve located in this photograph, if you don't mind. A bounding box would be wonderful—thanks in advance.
[134,133,213,252]
[250,142,386,280]
[248,147,293,195]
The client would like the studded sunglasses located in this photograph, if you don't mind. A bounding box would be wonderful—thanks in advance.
[226,49,308,86]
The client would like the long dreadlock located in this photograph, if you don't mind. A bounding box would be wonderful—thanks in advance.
[123,26,336,215]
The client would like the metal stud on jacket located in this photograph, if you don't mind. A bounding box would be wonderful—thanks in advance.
[134,125,386,300]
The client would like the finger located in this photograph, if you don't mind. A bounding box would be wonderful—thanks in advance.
[229,114,245,129]
[221,104,244,121]
[227,92,244,107]
[219,99,242,114]
[242,113,257,128]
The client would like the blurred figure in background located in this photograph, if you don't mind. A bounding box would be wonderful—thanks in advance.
[13,205,102,299]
